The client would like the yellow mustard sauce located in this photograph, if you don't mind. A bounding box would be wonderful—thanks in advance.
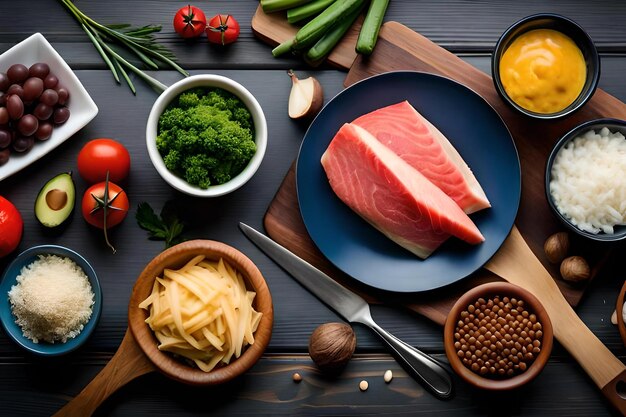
[499,29,586,114]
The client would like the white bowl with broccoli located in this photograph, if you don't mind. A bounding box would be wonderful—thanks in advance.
[146,74,267,197]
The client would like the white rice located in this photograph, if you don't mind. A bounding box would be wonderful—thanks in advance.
[550,127,626,234]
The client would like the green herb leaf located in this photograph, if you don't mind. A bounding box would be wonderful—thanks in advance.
[136,202,163,233]
[136,201,186,249]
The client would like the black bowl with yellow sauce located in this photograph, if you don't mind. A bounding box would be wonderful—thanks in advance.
[492,14,600,120]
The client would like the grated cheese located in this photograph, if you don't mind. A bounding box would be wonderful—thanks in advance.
[8,255,94,343]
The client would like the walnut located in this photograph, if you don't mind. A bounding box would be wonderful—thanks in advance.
[308,323,356,374]
[544,232,570,264]
[560,256,590,282]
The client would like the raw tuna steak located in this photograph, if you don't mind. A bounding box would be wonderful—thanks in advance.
[353,101,490,214]
[321,123,484,259]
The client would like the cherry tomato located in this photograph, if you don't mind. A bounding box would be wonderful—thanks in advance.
[77,138,131,183]
[173,5,207,38]
[0,195,23,258]
[82,181,129,229]
[206,14,240,46]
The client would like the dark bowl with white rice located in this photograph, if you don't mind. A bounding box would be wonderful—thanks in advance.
[0,245,102,356]
[545,118,626,242]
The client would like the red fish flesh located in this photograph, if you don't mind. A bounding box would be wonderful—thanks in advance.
[353,101,490,214]
[321,123,484,259]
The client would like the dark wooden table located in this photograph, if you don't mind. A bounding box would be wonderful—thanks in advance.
[1,1,625,416]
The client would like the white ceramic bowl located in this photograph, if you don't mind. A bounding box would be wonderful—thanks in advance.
[0,33,99,181]
[146,75,267,197]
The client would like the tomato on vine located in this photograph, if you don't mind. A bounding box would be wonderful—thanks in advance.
[173,5,207,38]
[82,173,129,253]
[206,14,240,45]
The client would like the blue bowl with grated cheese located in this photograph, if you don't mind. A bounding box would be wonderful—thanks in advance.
[0,245,102,356]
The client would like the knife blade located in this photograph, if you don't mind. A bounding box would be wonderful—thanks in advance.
[239,222,453,399]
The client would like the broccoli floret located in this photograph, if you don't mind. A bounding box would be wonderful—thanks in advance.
[178,92,200,109]
[233,107,253,130]
[156,87,256,188]
[211,160,233,185]
[158,108,187,131]
[162,149,181,171]
[184,163,211,189]
[182,154,221,189]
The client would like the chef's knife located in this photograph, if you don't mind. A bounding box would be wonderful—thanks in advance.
[239,222,453,399]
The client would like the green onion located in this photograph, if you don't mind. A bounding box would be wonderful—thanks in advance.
[273,0,364,57]
[296,0,364,49]
[58,0,187,94]
[305,4,363,62]
[272,38,296,57]
[287,0,337,24]
[261,0,313,13]
[355,0,389,55]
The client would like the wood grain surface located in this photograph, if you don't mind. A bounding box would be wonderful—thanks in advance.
[263,21,622,325]
[1,1,626,416]
[485,227,626,413]
[346,21,626,295]
[251,5,362,69]
[52,329,155,417]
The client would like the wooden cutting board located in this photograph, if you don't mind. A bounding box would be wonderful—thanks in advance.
[258,18,622,325]
[251,4,362,69]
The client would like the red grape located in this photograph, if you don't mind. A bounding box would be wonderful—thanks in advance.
[7,64,28,84]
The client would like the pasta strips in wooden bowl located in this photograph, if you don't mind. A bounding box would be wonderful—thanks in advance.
[128,239,273,385]
[139,255,264,372]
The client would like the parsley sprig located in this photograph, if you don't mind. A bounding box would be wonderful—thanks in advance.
[136,202,186,249]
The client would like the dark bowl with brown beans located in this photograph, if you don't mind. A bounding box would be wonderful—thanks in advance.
[444,282,553,390]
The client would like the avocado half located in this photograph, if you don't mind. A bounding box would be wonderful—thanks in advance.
[34,172,75,228]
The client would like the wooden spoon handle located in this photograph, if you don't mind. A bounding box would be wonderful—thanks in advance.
[485,226,626,414]
[602,370,626,415]
[52,328,155,417]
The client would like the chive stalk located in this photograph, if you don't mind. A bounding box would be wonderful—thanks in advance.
[58,0,187,94]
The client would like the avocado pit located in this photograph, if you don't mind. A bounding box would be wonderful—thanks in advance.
[45,189,68,211]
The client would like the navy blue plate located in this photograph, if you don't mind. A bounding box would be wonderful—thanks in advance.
[296,71,520,293]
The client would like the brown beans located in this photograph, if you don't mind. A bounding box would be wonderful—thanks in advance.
[453,294,542,379]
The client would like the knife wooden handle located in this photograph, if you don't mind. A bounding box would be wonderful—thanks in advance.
[485,226,626,415]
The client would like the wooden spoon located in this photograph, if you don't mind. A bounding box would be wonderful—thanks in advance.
[485,226,626,414]
[53,240,274,417]
[51,329,154,417]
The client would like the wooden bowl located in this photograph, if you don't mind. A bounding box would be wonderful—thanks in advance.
[128,239,273,385]
[616,280,626,346]
[444,282,553,390]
